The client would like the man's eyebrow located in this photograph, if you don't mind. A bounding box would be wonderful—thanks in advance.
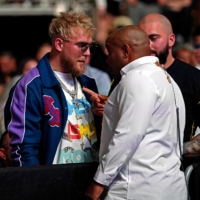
[149,34,160,37]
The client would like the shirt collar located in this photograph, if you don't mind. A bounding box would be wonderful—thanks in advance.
[120,56,159,76]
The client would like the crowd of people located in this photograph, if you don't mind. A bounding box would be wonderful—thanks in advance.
[0,1,200,199]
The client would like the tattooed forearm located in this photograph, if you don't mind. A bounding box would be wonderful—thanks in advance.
[183,134,200,157]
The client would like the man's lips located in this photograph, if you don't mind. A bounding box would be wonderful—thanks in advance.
[78,60,86,64]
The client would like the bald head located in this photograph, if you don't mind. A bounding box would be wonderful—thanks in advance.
[107,25,150,58]
[139,13,173,35]
[138,13,175,67]
[105,25,151,76]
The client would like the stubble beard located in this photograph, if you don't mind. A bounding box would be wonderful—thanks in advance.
[61,55,86,77]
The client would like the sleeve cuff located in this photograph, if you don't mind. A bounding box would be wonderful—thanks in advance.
[93,167,113,186]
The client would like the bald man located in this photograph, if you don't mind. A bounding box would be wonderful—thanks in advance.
[86,25,187,200]
[139,13,200,167]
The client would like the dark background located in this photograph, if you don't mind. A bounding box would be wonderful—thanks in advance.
[0,16,54,64]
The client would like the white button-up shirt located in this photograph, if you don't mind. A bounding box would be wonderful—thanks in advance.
[94,56,187,200]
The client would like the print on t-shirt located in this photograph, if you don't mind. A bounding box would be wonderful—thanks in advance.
[53,72,98,164]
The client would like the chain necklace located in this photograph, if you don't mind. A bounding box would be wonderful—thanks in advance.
[54,71,96,154]
[54,71,78,99]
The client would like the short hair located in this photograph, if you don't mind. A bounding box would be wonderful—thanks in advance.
[18,57,38,74]
[48,11,96,40]
[0,51,15,59]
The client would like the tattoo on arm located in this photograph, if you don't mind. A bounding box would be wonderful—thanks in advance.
[183,135,200,157]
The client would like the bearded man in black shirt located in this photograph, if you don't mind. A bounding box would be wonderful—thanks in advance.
[139,13,200,200]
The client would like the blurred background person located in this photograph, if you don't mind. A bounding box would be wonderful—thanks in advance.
[0,57,38,136]
[35,42,52,61]
[120,0,161,25]
[85,56,111,96]
[0,51,18,97]
[160,0,193,45]
[173,43,196,66]
[0,131,12,168]
[19,57,38,75]
[192,26,200,70]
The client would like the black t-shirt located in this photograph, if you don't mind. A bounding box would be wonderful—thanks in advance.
[166,59,200,143]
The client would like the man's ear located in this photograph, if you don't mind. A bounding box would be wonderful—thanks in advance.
[54,38,63,52]
[122,44,130,59]
[0,148,6,160]
[168,33,175,47]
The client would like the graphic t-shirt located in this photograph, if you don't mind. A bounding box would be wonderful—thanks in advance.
[53,71,98,164]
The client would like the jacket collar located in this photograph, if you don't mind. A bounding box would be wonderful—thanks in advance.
[37,53,58,88]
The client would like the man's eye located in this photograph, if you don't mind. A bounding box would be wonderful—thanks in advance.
[150,36,159,41]
[77,43,88,47]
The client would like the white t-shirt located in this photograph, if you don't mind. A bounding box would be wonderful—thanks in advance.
[53,71,98,164]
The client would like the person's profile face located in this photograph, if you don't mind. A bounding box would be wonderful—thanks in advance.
[105,41,123,77]
[59,28,94,76]
[139,23,169,64]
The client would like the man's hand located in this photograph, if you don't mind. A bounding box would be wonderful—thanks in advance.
[183,134,200,158]
[85,180,104,200]
[82,88,108,116]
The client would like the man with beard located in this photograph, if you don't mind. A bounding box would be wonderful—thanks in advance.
[138,13,200,164]
[4,11,101,166]
[139,13,200,199]
[86,25,187,200]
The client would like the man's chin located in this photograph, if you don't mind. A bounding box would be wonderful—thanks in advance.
[72,65,86,77]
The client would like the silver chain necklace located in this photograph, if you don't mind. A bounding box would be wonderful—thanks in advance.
[54,72,78,99]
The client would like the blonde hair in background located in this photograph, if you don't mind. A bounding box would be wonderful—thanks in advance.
[49,11,96,41]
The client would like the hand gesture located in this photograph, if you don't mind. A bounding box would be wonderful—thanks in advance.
[82,88,108,116]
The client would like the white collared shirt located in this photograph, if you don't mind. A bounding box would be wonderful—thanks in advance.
[94,56,187,200]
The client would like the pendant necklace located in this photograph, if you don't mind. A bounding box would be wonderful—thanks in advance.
[54,71,78,100]
[54,71,81,121]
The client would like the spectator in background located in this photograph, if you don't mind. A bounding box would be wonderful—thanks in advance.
[111,15,134,32]
[0,51,18,96]
[120,0,161,25]
[191,0,200,34]
[161,0,193,45]
[35,42,51,61]
[0,131,12,168]
[4,11,101,167]
[173,44,196,66]
[19,57,38,75]
[85,56,111,96]
[192,26,200,70]
[0,57,38,136]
